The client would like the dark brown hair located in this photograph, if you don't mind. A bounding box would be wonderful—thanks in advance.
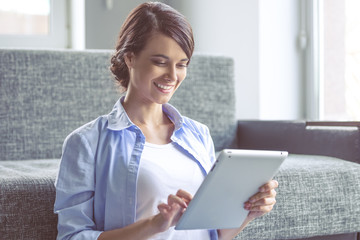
[110,2,194,90]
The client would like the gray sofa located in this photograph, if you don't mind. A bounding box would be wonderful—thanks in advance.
[0,49,359,240]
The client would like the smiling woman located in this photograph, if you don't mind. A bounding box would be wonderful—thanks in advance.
[53,2,279,240]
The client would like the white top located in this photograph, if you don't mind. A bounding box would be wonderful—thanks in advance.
[136,142,210,240]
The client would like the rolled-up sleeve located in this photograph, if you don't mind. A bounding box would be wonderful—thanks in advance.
[54,132,102,240]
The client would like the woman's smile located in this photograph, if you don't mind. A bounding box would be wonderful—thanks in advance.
[154,82,175,93]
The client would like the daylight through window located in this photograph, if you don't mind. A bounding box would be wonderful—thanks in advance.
[0,0,50,35]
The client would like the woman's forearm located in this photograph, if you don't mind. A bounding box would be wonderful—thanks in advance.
[218,180,279,240]
[98,190,190,240]
[98,214,163,240]
[217,217,252,240]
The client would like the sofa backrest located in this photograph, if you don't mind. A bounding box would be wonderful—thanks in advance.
[237,120,360,163]
[0,49,235,160]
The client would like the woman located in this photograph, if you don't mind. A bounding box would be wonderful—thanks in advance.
[54,2,278,240]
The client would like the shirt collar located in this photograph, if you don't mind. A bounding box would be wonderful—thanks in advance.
[107,96,184,131]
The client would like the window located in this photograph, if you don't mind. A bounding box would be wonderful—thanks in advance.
[309,0,360,121]
[0,0,67,48]
[0,0,50,35]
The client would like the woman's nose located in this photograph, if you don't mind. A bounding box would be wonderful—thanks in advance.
[166,65,177,81]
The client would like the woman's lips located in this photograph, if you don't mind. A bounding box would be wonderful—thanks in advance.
[154,82,174,92]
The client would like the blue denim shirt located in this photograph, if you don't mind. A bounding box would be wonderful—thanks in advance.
[54,98,218,240]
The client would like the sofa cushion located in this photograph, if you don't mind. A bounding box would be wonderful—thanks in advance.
[0,49,119,161]
[0,159,59,239]
[235,154,360,240]
[0,49,236,162]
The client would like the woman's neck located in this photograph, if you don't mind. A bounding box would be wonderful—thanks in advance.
[122,95,169,128]
[122,97,174,144]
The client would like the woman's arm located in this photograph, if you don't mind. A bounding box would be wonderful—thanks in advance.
[217,180,279,240]
[97,215,161,240]
[98,190,192,240]
[55,132,101,239]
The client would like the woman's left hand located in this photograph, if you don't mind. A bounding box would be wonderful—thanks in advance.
[218,180,279,240]
[244,179,279,221]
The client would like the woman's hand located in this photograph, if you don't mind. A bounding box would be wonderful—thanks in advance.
[218,180,279,240]
[244,179,279,221]
[99,190,192,240]
[153,189,192,232]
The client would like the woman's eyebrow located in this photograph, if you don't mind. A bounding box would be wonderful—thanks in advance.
[151,54,189,62]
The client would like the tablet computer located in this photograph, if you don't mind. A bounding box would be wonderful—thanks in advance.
[175,149,287,230]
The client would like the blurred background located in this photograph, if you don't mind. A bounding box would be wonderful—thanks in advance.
[0,0,359,121]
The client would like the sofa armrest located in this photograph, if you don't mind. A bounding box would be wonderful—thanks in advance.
[235,120,360,164]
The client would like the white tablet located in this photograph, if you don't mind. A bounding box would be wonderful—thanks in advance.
[175,149,287,230]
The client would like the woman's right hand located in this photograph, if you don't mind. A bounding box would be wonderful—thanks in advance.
[99,189,192,240]
[153,189,192,232]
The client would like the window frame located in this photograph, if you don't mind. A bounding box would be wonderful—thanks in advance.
[304,0,323,120]
[0,0,68,49]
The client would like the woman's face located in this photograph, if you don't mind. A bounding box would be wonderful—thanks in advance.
[125,33,189,105]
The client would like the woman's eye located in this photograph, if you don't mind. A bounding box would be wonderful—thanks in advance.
[177,64,187,69]
[152,60,166,66]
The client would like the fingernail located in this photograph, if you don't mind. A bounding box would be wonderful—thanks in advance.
[249,198,256,203]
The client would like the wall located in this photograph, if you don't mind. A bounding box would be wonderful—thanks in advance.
[323,0,346,119]
[84,0,303,120]
[259,0,303,119]
[85,0,153,49]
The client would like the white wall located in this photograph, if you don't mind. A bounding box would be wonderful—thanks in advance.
[84,0,165,49]
[259,0,303,119]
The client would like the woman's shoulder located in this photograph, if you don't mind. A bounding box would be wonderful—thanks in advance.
[181,116,210,136]
[65,115,109,143]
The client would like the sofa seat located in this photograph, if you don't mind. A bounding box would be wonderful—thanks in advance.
[1,155,359,240]
[235,154,360,240]
[0,159,59,240]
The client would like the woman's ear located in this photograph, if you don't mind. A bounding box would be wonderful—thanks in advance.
[124,52,135,69]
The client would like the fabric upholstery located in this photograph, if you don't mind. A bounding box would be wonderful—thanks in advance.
[0,49,235,161]
[0,49,118,161]
[0,159,59,239]
[235,154,360,240]
[237,120,360,164]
